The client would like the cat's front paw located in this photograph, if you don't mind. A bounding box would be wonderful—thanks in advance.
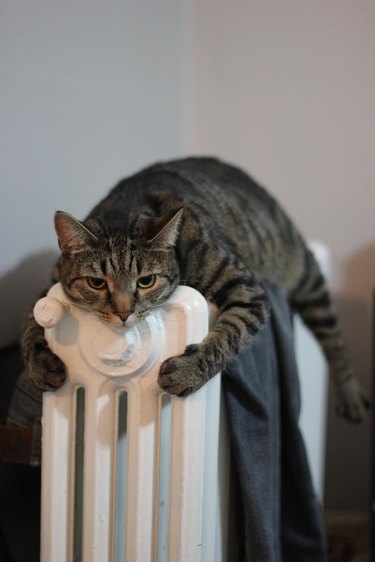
[158,344,210,397]
[26,337,67,391]
[335,375,370,423]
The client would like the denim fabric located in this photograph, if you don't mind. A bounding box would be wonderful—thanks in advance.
[223,285,326,562]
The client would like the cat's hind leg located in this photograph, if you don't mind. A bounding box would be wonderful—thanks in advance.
[289,249,369,422]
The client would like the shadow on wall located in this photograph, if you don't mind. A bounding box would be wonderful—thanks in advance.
[0,250,58,349]
[324,243,374,512]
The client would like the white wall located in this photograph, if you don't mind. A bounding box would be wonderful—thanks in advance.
[0,0,187,346]
[1,0,373,514]
[186,0,374,512]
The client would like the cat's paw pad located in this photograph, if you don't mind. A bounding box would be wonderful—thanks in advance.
[158,344,208,397]
[335,376,370,423]
[27,340,67,391]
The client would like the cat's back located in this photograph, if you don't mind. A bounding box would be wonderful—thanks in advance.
[92,156,297,239]
[90,157,306,286]
[107,156,272,209]
[155,156,273,208]
[160,157,306,287]
[160,157,299,244]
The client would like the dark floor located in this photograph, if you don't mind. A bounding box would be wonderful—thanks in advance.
[0,464,40,562]
[325,513,371,562]
[0,485,371,562]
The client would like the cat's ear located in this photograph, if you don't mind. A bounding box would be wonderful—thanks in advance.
[147,208,183,248]
[54,211,99,254]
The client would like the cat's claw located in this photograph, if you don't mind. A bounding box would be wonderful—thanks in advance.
[27,341,67,391]
[158,344,209,397]
[334,376,370,423]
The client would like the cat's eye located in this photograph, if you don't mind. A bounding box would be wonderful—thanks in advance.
[87,277,107,290]
[137,274,156,289]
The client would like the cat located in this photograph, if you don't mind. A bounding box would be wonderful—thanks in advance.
[21,156,369,422]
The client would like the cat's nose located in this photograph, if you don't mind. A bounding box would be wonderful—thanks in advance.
[116,311,131,323]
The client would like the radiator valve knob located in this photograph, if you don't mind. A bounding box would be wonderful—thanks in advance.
[34,296,65,328]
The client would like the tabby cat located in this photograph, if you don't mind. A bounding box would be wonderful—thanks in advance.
[22,157,369,422]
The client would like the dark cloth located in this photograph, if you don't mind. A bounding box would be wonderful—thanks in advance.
[7,370,42,427]
[6,371,42,465]
[223,285,326,562]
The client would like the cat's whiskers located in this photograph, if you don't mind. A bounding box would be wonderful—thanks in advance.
[66,301,96,315]
[72,304,112,323]
[180,264,198,286]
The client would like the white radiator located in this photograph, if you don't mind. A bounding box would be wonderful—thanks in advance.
[296,242,329,500]
[34,243,329,561]
[34,284,229,562]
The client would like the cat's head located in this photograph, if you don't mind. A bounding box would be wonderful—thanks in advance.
[54,209,183,327]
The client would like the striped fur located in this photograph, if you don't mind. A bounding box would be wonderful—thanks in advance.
[22,157,369,421]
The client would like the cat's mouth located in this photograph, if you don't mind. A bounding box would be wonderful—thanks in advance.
[104,309,145,328]
[92,306,160,329]
[101,312,137,328]
[116,312,138,328]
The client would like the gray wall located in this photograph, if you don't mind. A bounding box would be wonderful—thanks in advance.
[0,0,187,346]
[1,0,373,514]
[186,0,374,512]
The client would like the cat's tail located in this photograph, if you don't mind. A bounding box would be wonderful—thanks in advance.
[289,248,369,422]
